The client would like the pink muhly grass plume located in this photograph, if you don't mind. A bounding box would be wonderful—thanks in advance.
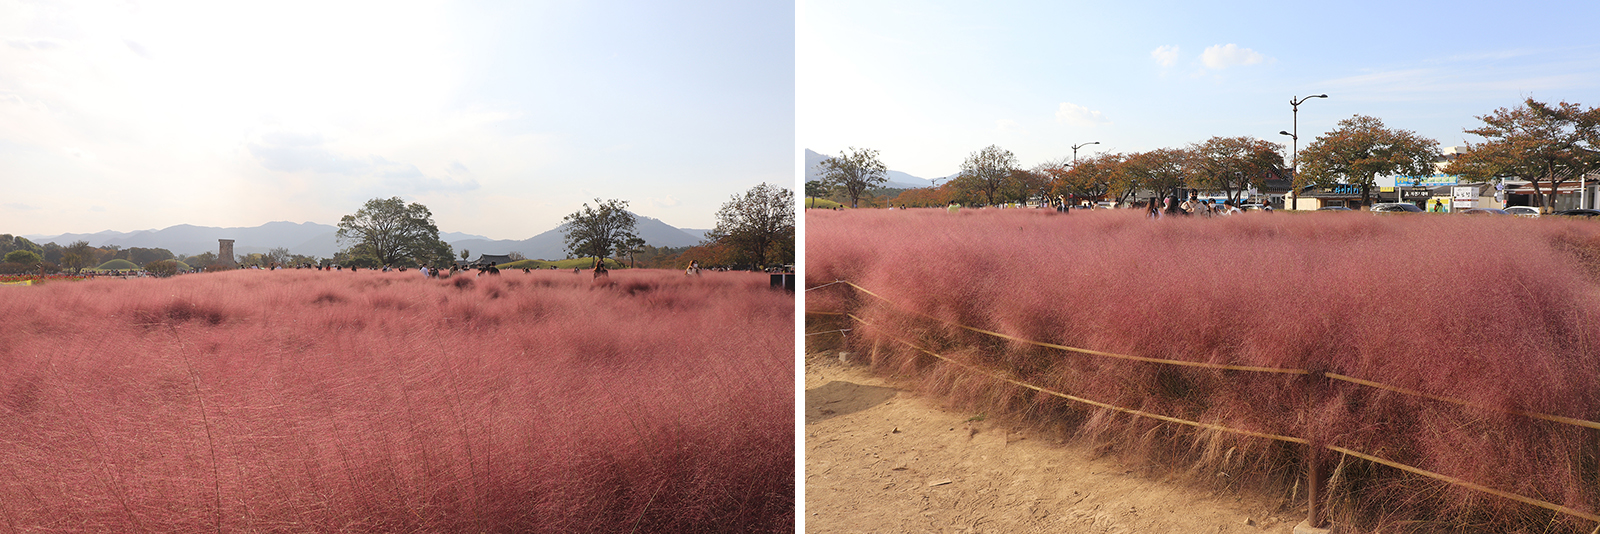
[0,268,792,532]
[807,208,1600,531]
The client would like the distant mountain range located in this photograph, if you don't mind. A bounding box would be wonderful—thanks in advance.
[21,215,710,260]
[804,148,958,190]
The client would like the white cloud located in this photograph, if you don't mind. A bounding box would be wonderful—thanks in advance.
[995,118,1025,134]
[1151,45,1180,67]
[1055,103,1110,128]
[122,39,149,59]
[5,38,63,51]
[650,196,681,208]
[247,131,479,194]
[1200,44,1266,69]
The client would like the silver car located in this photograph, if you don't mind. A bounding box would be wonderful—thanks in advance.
[1505,206,1541,218]
[1370,203,1424,213]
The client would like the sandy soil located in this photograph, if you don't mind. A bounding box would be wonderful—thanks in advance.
[804,351,1306,534]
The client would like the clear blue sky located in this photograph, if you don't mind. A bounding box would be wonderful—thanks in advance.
[799,0,1600,179]
[1,0,794,239]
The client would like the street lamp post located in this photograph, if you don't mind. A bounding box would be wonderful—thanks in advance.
[1281,94,1327,211]
[1072,141,1100,165]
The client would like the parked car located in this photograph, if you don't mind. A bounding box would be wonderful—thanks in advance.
[1317,206,1354,211]
[1240,203,1268,211]
[1552,209,1600,218]
[1370,203,1423,213]
[1460,208,1510,215]
[1505,206,1541,218]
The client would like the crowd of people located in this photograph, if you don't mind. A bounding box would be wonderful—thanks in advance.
[1141,192,1266,219]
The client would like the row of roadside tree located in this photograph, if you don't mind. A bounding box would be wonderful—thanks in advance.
[812,98,1600,213]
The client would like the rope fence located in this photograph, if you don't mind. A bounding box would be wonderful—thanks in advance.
[807,279,1600,530]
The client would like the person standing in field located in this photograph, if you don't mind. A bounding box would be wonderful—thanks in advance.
[1147,198,1163,219]
[593,257,608,279]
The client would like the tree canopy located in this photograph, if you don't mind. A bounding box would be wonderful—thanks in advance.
[1121,148,1189,202]
[1443,99,1600,213]
[814,147,888,208]
[1298,115,1439,206]
[1047,153,1126,203]
[336,197,453,268]
[1,235,44,257]
[561,198,640,261]
[1184,136,1285,202]
[4,249,42,265]
[59,240,96,274]
[706,183,795,268]
[954,144,1019,206]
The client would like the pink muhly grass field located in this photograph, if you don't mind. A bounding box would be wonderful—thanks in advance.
[0,269,793,532]
[807,207,1600,531]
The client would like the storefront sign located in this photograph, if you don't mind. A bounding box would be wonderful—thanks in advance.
[1397,174,1460,187]
[1453,186,1478,209]
[1320,184,1365,196]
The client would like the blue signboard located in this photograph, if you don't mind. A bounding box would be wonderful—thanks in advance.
[1396,174,1459,187]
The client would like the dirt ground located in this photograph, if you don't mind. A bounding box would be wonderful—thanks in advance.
[804,351,1307,534]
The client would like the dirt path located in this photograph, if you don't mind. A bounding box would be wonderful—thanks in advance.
[804,352,1303,533]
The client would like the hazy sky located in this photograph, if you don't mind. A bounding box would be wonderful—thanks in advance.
[2,0,794,239]
[799,0,1600,179]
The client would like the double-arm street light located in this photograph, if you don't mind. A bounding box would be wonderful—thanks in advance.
[1279,94,1327,210]
[1072,141,1100,165]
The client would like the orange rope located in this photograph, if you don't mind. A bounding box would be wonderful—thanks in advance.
[824,279,1600,433]
[1327,445,1600,524]
[853,313,1306,445]
[838,303,1600,530]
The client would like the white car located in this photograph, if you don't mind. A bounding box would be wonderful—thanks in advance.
[1505,206,1541,218]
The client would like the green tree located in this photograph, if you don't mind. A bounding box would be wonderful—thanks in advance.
[614,236,644,268]
[706,183,795,268]
[0,235,44,257]
[1298,115,1440,207]
[954,145,1019,206]
[59,240,97,274]
[804,180,830,208]
[145,259,183,277]
[1184,136,1285,202]
[264,247,292,267]
[336,197,451,267]
[181,251,218,269]
[1444,99,1600,213]
[561,198,639,262]
[814,147,888,208]
[999,167,1052,205]
[4,249,42,265]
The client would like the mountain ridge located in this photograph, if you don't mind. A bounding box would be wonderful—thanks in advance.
[20,215,705,260]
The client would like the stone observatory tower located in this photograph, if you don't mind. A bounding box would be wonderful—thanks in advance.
[218,239,238,268]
